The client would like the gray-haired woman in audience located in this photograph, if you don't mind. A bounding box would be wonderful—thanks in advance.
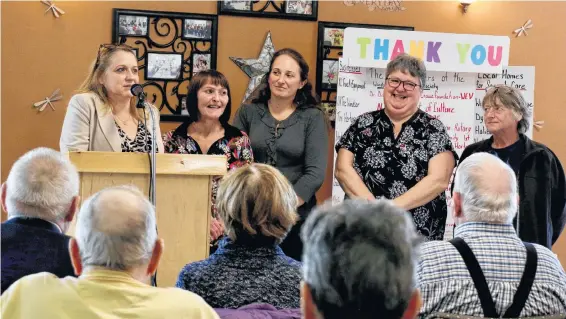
[175,163,302,309]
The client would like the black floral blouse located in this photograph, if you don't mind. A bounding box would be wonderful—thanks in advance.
[116,121,153,153]
[336,109,457,240]
[163,120,254,218]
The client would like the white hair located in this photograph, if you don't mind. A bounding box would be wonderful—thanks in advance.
[75,185,157,270]
[5,147,79,222]
[453,152,518,223]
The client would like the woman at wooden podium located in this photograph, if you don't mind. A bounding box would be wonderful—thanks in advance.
[163,70,254,249]
[60,44,164,153]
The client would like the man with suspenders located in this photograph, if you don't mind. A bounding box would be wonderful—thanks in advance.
[416,153,566,317]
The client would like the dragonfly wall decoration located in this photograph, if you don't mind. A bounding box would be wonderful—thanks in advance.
[33,89,62,112]
[41,0,65,18]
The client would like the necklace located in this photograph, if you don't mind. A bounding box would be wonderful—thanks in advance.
[113,113,134,125]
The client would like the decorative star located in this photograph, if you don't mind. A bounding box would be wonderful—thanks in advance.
[230,32,275,104]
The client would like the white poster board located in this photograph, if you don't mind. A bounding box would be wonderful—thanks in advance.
[342,28,510,73]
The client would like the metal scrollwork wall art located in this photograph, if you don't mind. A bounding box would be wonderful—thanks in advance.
[113,9,218,122]
[218,0,318,21]
[315,21,414,127]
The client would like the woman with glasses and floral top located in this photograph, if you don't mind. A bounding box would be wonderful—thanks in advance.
[454,85,566,248]
[335,53,457,241]
[60,44,164,153]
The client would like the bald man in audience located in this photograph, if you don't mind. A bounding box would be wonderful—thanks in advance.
[1,147,78,293]
[1,186,220,319]
[301,199,422,319]
[417,153,566,318]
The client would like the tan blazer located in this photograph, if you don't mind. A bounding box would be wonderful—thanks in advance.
[60,92,164,153]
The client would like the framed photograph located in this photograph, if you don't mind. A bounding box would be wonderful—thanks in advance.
[321,103,336,123]
[193,54,211,75]
[323,28,344,47]
[322,60,339,89]
[219,0,251,11]
[183,19,213,40]
[146,53,183,80]
[131,48,139,59]
[118,15,148,36]
[285,0,313,15]
[218,0,318,21]
[113,9,218,122]
[179,95,189,115]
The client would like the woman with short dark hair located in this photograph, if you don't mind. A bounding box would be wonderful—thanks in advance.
[163,70,254,245]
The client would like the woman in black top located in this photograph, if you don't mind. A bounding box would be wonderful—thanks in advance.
[233,48,328,261]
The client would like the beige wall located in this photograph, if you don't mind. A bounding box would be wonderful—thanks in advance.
[2,1,566,264]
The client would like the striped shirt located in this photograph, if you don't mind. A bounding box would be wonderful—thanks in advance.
[416,222,566,318]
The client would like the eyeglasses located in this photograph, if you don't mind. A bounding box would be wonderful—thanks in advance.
[386,77,420,91]
[93,43,134,70]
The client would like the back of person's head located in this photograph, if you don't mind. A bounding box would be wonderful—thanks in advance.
[216,163,298,245]
[300,199,422,319]
[2,147,79,223]
[74,185,158,271]
[453,152,518,223]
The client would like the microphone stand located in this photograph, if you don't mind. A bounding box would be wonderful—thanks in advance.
[136,91,158,287]
[136,92,157,207]
[148,103,157,206]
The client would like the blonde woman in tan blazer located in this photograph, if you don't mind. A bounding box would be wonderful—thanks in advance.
[60,44,164,153]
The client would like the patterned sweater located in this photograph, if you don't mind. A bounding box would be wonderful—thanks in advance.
[176,237,302,309]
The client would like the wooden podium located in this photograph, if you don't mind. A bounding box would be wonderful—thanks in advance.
[66,151,227,287]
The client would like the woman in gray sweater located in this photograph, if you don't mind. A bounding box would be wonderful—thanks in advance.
[233,48,328,261]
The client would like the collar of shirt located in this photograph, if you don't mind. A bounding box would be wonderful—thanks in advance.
[80,267,147,287]
[8,215,63,233]
[454,222,518,240]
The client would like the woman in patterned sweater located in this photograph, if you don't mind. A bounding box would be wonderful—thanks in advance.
[176,164,302,309]
[163,70,253,247]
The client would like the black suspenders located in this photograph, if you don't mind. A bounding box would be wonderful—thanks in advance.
[449,237,538,318]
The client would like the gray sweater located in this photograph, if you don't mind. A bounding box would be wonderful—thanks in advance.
[233,103,328,203]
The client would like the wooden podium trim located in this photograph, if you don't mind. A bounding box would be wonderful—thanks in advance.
[67,151,227,176]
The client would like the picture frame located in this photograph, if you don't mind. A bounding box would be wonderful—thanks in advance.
[217,0,318,21]
[183,19,213,40]
[146,53,183,81]
[113,9,218,122]
[192,53,212,75]
[117,15,148,36]
[316,21,414,127]
[321,59,339,89]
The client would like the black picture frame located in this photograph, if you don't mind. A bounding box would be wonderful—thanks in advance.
[217,0,318,21]
[113,9,218,123]
[117,15,149,37]
[182,19,213,40]
[146,52,183,81]
[316,21,414,127]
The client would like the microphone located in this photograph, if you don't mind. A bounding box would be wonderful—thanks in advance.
[130,84,146,109]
